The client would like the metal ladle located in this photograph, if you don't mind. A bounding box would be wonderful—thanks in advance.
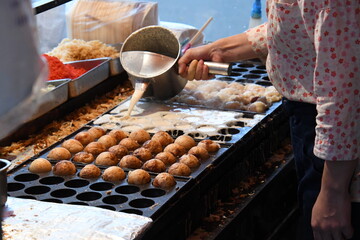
[120,26,233,100]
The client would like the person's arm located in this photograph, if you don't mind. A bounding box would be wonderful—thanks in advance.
[178,23,268,80]
[310,0,359,239]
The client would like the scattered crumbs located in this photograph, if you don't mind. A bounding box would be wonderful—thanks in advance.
[149,203,159,210]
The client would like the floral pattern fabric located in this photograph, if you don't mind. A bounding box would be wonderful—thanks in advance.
[246,0,360,201]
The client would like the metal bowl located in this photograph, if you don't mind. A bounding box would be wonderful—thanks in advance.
[0,159,11,206]
[120,26,187,100]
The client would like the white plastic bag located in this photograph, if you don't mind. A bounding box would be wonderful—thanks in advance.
[66,0,159,44]
[0,0,48,140]
[36,5,67,53]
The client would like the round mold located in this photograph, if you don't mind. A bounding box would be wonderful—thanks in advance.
[90,182,114,191]
[68,202,89,206]
[14,173,39,182]
[209,135,232,142]
[97,205,116,211]
[129,198,155,208]
[115,185,140,194]
[226,121,245,128]
[256,65,266,70]
[7,182,25,192]
[42,198,63,203]
[242,74,261,79]
[102,195,128,205]
[141,189,166,198]
[250,70,267,74]
[17,195,36,200]
[39,176,64,185]
[65,179,90,188]
[235,79,255,84]
[230,72,241,77]
[167,129,185,137]
[76,191,102,201]
[120,209,143,215]
[50,188,77,198]
[24,185,51,195]
[218,128,240,135]
[231,67,248,73]
[256,81,272,87]
[188,132,208,139]
[237,63,254,68]
[216,76,235,81]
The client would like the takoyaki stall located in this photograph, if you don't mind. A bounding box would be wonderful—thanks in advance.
[1,1,298,239]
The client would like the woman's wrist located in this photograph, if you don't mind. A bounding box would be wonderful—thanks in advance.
[321,160,357,195]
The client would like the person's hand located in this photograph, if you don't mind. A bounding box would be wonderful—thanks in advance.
[178,33,257,80]
[312,190,353,240]
[311,160,357,240]
[178,44,216,80]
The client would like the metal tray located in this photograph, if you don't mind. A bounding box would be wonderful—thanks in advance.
[90,99,281,145]
[109,43,124,76]
[218,59,270,85]
[6,122,231,219]
[6,160,191,218]
[67,58,110,98]
[30,79,70,121]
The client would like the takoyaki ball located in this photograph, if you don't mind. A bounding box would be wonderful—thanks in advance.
[142,159,166,173]
[72,152,95,164]
[84,142,106,156]
[79,164,101,179]
[127,169,151,185]
[151,131,174,147]
[142,139,162,154]
[168,163,191,176]
[53,160,76,176]
[132,147,152,162]
[47,147,72,161]
[154,152,177,166]
[188,146,210,161]
[256,96,269,105]
[97,135,117,149]
[87,126,106,139]
[129,129,151,145]
[223,101,243,110]
[164,143,186,158]
[95,152,118,166]
[248,101,267,113]
[28,158,52,173]
[119,138,140,151]
[102,166,126,182]
[108,145,129,160]
[179,154,200,169]
[74,131,94,146]
[119,155,143,169]
[174,135,196,150]
[197,139,221,153]
[61,139,84,154]
[153,172,176,189]
[108,129,128,143]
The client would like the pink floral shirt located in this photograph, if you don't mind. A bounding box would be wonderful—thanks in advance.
[246,0,360,200]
